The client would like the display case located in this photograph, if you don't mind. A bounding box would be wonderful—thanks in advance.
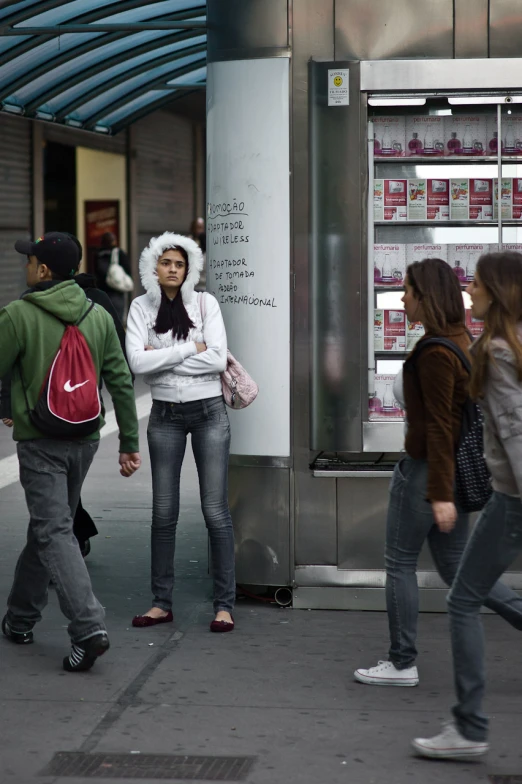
[367,99,522,451]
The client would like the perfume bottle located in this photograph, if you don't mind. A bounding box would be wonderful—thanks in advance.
[489,131,499,153]
[381,254,393,283]
[374,135,381,154]
[447,131,461,155]
[505,123,515,153]
[382,384,394,411]
[374,260,382,283]
[382,125,392,155]
[462,124,473,154]
[452,257,466,283]
[369,393,382,414]
[423,126,434,154]
[408,132,423,155]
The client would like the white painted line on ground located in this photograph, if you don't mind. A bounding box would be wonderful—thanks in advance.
[0,393,151,492]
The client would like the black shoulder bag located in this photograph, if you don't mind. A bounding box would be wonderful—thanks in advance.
[409,337,492,513]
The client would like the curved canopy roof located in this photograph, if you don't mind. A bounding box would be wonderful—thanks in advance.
[0,1,206,135]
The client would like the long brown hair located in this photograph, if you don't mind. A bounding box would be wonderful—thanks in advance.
[469,251,522,398]
[406,257,465,334]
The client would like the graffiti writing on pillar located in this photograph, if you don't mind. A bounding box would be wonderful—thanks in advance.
[207,199,277,308]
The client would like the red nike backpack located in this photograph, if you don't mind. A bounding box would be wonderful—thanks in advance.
[21,301,101,438]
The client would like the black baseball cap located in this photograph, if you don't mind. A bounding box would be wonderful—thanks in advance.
[15,232,80,279]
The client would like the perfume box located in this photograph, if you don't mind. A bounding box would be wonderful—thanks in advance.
[465,310,485,337]
[444,115,487,156]
[374,309,406,351]
[373,116,406,158]
[374,179,407,221]
[406,243,448,265]
[407,320,425,350]
[369,374,405,421]
[427,179,450,220]
[405,116,444,157]
[469,178,493,220]
[448,244,490,283]
[450,179,493,220]
[373,244,406,287]
[488,114,522,156]
[407,179,426,220]
[493,178,513,220]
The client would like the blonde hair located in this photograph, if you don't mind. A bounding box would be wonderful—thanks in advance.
[470,252,522,398]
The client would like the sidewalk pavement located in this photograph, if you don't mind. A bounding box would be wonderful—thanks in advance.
[1,413,521,784]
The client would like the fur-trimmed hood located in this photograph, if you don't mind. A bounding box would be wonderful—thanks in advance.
[139,232,204,308]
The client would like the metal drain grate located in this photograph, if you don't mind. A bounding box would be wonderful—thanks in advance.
[40,752,256,781]
[489,777,522,783]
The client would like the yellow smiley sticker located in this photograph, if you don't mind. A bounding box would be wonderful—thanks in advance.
[333,76,343,87]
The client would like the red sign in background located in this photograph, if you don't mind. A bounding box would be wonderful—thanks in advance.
[84,200,120,274]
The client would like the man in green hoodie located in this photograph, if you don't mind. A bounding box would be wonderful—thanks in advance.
[0,232,141,672]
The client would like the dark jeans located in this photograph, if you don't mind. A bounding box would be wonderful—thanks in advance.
[7,439,106,643]
[448,492,522,741]
[147,396,235,613]
[385,457,522,670]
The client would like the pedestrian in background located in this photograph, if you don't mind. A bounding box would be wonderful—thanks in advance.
[355,257,522,688]
[95,232,133,321]
[413,251,522,759]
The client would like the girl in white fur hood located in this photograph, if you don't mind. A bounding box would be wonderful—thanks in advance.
[126,232,236,633]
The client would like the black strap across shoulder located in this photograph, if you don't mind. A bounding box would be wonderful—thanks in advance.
[409,336,472,375]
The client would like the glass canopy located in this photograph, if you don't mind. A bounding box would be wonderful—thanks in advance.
[0,0,206,134]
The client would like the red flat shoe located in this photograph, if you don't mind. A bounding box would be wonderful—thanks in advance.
[132,611,173,628]
[210,615,234,633]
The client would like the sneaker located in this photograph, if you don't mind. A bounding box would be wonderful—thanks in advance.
[1,615,33,645]
[63,632,110,672]
[354,660,419,686]
[412,721,489,759]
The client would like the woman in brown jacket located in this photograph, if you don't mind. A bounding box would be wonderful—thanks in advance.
[354,257,522,687]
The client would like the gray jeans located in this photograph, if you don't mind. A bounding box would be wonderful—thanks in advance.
[7,439,106,643]
[448,491,522,742]
[386,457,522,670]
[147,397,235,613]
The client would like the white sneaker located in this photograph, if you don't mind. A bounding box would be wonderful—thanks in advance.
[412,721,489,760]
[354,660,419,686]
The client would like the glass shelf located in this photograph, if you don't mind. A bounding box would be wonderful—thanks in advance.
[375,220,520,227]
[375,156,519,165]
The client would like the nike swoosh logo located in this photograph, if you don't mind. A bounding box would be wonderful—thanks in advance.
[64,380,90,393]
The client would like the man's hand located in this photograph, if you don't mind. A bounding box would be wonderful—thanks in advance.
[119,452,141,477]
[2,418,13,427]
[432,500,457,533]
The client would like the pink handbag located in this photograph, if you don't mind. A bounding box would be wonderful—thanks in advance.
[198,293,259,409]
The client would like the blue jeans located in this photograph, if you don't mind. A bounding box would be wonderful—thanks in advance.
[7,439,106,643]
[448,492,522,741]
[386,457,522,670]
[147,396,235,613]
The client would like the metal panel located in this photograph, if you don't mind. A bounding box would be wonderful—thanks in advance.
[454,0,488,59]
[310,61,365,451]
[134,109,194,238]
[0,114,31,308]
[291,0,335,579]
[43,122,127,154]
[207,0,288,63]
[293,586,450,611]
[334,0,453,61]
[230,466,290,586]
[295,472,337,565]
[490,0,522,58]
[363,421,405,452]
[361,58,522,92]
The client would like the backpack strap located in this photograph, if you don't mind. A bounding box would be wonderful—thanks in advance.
[75,300,95,328]
[409,337,472,375]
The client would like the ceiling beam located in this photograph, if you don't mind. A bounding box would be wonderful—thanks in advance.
[1,21,206,34]
[83,57,206,129]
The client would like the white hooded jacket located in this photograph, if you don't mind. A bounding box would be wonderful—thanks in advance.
[126,232,227,403]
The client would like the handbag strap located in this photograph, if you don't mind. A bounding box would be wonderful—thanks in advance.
[110,247,119,266]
